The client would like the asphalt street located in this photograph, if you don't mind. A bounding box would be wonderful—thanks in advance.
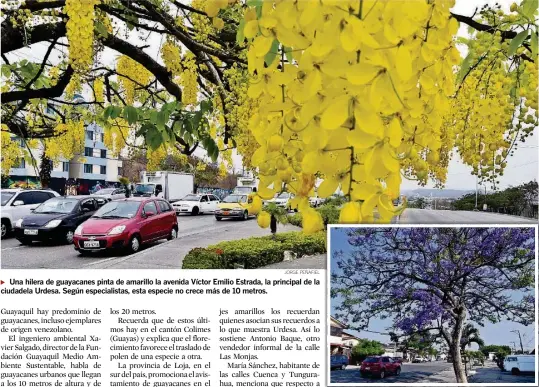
[330,362,454,384]
[399,208,538,224]
[1,214,303,269]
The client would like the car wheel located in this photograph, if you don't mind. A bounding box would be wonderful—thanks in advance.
[215,216,222,221]
[65,230,75,244]
[511,368,520,375]
[127,235,141,254]
[242,211,249,220]
[395,367,401,376]
[1,220,10,239]
[191,207,199,216]
[379,370,385,379]
[167,227,177,241]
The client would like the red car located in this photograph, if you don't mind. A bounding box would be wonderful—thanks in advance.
[73,198,178,255]
[360,356,401,379]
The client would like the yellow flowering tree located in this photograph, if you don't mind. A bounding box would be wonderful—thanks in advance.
[0,0,536,235]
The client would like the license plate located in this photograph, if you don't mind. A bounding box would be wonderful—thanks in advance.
[84,241,100,248]
[24,229,38,235]
[223,211,229,215]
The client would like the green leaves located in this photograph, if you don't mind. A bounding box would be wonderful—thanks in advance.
[94,20,109,37]
[508,30,529,56]
[521,0,538,19]
[202,137,219,162]
[103,105,122,120]
[123,106,138,125]
[531,32,538,62]
[457,53,473,83]
[236,19,246,45]
[264,39,280,66]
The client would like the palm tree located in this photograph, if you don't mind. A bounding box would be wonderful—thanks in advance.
[460,323,485,352]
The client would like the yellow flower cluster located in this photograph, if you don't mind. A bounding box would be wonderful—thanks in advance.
[223,64,258,168]
[1,130,24,175]
[161,40,183,81]
[232,0,458,230]
[93,78,104,103]
[116,56,152,105]
[65,0,100,73]
[146,145,188,171]
[103,118,129,158]
[180,52,198,106]
[44,121,85,163]
[447,29,538,187]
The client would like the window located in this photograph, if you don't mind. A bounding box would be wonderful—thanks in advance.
[86,131,94,140]
[209,195,219,201]
[158,200,172,212]
[62,162,69,172]
[14,158,25,168]
[143,201,158,216]
[99,133,105,142]
[84,147,93,157]
[200,195,208,202]
[80,199,97,212]
[118,167,122,176]
[100,165,107,175]
[13,191,51,205]
[84,164,93,174]
[100,149,106,158]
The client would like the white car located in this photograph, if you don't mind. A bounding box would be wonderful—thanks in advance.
[267,192,294,210]
[172,194,221,215]
[504,355,535,375]
[309,196,324,207]
[1,188,60,238]
[91,187,126,201]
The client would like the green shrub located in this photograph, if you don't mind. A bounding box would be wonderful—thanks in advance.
[323,195,347,207]
[288,213,302,227]
[182,231,326,269]
[317,204,340,226]
[181,248,222,269]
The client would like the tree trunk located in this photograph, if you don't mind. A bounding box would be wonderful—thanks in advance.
[39,154,52,188]
[451,309,468,383]
[270,215,277,236]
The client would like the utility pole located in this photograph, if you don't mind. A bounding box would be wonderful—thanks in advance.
[511,330,524,353]
[475,175,478,209]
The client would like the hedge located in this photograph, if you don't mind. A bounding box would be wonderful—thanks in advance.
[287,204,340,229]
[181,231,326,269]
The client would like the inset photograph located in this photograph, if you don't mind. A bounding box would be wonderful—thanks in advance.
[328,226,537,385]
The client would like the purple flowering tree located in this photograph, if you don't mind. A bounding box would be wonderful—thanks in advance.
[331,227,536,383]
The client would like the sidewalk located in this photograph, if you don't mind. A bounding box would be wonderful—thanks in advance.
[468,362,535,383]
[417,368,457,383]
[261,254,326,269]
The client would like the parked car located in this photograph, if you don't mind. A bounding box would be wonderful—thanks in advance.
[172,194,220,215]
[330,354,349,370]
[91,187,126,201]
[360,356,401,379]
[309,196,324,207]
[1,188,60,239]
[13,196,104,245]
[392,357,403,364]
[215,194,255,221]
[266,192,294,210]
[503,355,535,375]
[73,197,178,255]
[412,357,427,363]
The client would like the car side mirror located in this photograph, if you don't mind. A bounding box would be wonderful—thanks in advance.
[12,200,24,206]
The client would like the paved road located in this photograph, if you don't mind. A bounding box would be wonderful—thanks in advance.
[331,362,454,384]
[1,214,303,269]
[399,209,538,224]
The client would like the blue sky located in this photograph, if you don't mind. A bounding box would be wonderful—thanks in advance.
[329,227,537,351]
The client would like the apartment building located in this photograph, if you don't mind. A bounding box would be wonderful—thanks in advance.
[6,122,122,193]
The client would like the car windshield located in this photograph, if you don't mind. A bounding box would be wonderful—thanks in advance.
[223,195,247,203]
[94,188,115,195]
[92,201,140,219]
[135,184,154,194]
[34,198,78,214]
[277,193,290,199]
[181,194,201,202]
[1,192,15,206]
[364,358,379,363]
